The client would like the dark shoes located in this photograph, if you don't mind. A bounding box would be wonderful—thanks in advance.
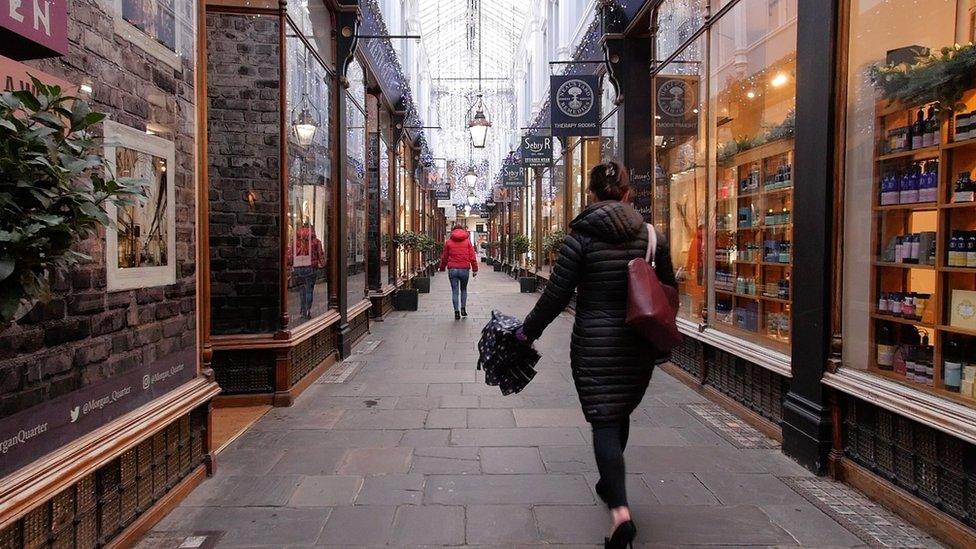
[604,520,636,549]
[460,308,468,317]
[455,311,461,320]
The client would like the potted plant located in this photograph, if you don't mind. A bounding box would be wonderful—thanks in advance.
[492,241,504,272]
[1,78,147,324]
[412,234,434,293]
[542,230,566,267]
[479,241,489,263]
[431,239,444,276]
[392,231,421,309]
[511,234,536,292]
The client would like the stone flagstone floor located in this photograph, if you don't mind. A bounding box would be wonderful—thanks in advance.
[141,268,882,548]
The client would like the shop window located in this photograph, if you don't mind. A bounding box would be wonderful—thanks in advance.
[104,120,177,291]
[569,137,583,217]
[709,0,796,354]
[380,139,392,286]
[842,0,976,404]
[287,0,334,63]
[286,34,333,324]
[116,0,191,69]
[654,37,706,325]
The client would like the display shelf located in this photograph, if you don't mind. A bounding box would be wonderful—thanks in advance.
[943,138,976,151]
[942,201,976,209]
[868,93,976,405]
[873,202,938,212]
[871,312,934,329]
[712,137,794,355]
[876,145,940,162]
[872,261,936,270]
[936,324,976,337]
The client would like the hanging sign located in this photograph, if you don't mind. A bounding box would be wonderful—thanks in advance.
[654,76,699,138]
[444,206,457,219]
[433,190,450,201]
[521,135,553,167]
[502,165,525,188]
[0,0,68,59]
[437,199,453,209]
[550,74,601,137]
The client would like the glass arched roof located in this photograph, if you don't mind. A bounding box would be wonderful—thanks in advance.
[417,0,529,80]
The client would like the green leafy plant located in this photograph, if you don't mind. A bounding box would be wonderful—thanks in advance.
[392,231,421,251]
[432,240,444,256]
[511,234,532,257]
[542,230,566,257]
[871,43,976,112]
[0,77,146,323]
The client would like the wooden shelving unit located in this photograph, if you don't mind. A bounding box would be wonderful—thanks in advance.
[868,91,976,403]
[714,138,794,354]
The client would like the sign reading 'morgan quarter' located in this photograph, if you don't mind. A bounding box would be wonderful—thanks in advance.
[550,74,601,137]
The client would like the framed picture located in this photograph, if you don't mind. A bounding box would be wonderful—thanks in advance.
[103,120,178,291]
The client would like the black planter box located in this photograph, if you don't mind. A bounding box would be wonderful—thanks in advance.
[413,276,431,293]
[493,263,503,272]
[519,277,537,293]
[394,288,418,310]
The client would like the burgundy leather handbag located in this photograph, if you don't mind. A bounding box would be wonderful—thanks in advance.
[626,224,682,351]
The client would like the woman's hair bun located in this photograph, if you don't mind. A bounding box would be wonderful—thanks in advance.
[588,161,629,201]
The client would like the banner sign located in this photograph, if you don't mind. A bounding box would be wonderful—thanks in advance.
[502,165,525,188]
[0,0,68,59]
[0,348,195,477]
[521,135,553,167]
[550,74,601,137]
[654,76,699,137]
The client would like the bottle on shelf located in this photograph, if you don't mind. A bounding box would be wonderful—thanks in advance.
[955,111,973,142]
[912,108,925,150]
[923,105,939,147]
[945,338,963,393]
[877,322,896,370]
[953,170,974,203]
[920,160,938,203]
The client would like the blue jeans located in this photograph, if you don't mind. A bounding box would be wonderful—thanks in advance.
[448,268,470,311]
[295,266,316,316]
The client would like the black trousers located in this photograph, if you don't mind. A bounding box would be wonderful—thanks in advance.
[592,420,631,508]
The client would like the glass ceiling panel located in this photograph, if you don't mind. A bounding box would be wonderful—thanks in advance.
[418,0,529,80]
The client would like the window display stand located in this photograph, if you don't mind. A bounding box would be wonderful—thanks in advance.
[714,138,794,355]
[869,89,976,405]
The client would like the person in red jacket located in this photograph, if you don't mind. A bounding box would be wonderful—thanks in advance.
[439,224,478,319]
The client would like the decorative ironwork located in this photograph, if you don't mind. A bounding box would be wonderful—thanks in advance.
[703,347,787,424]
[0,409,207,548]
[843,396,976,528]
[211,349,275,394]
[290,327,337,386]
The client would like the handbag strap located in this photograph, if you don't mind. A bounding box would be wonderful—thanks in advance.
[644,223,657,267]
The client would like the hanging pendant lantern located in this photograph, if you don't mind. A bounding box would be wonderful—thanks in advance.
[464,165,478,187]
[468,94,491,149]
[293,105,318,147]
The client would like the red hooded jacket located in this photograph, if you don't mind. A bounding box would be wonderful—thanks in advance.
[439,228,478,271]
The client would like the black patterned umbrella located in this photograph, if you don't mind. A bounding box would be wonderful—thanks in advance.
[477,310,540,395]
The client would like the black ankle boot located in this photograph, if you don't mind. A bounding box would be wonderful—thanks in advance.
[460,308,467,317]
[455,311,461,320]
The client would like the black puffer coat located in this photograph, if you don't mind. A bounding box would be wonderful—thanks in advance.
[523,201,676,423]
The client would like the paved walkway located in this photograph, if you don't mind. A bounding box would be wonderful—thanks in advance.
[144,268,869,548]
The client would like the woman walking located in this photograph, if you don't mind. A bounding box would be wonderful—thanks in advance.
[517,162,676,548]
[439,224,478,320]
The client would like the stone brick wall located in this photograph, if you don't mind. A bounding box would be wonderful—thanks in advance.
[0,0,197,418]
[206,13,282,335]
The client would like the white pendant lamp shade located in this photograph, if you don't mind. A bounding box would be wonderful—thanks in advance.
[464,167,478,187]
[293,107,318,146]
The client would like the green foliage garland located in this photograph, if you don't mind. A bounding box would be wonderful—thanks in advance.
[871,43,976,112]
